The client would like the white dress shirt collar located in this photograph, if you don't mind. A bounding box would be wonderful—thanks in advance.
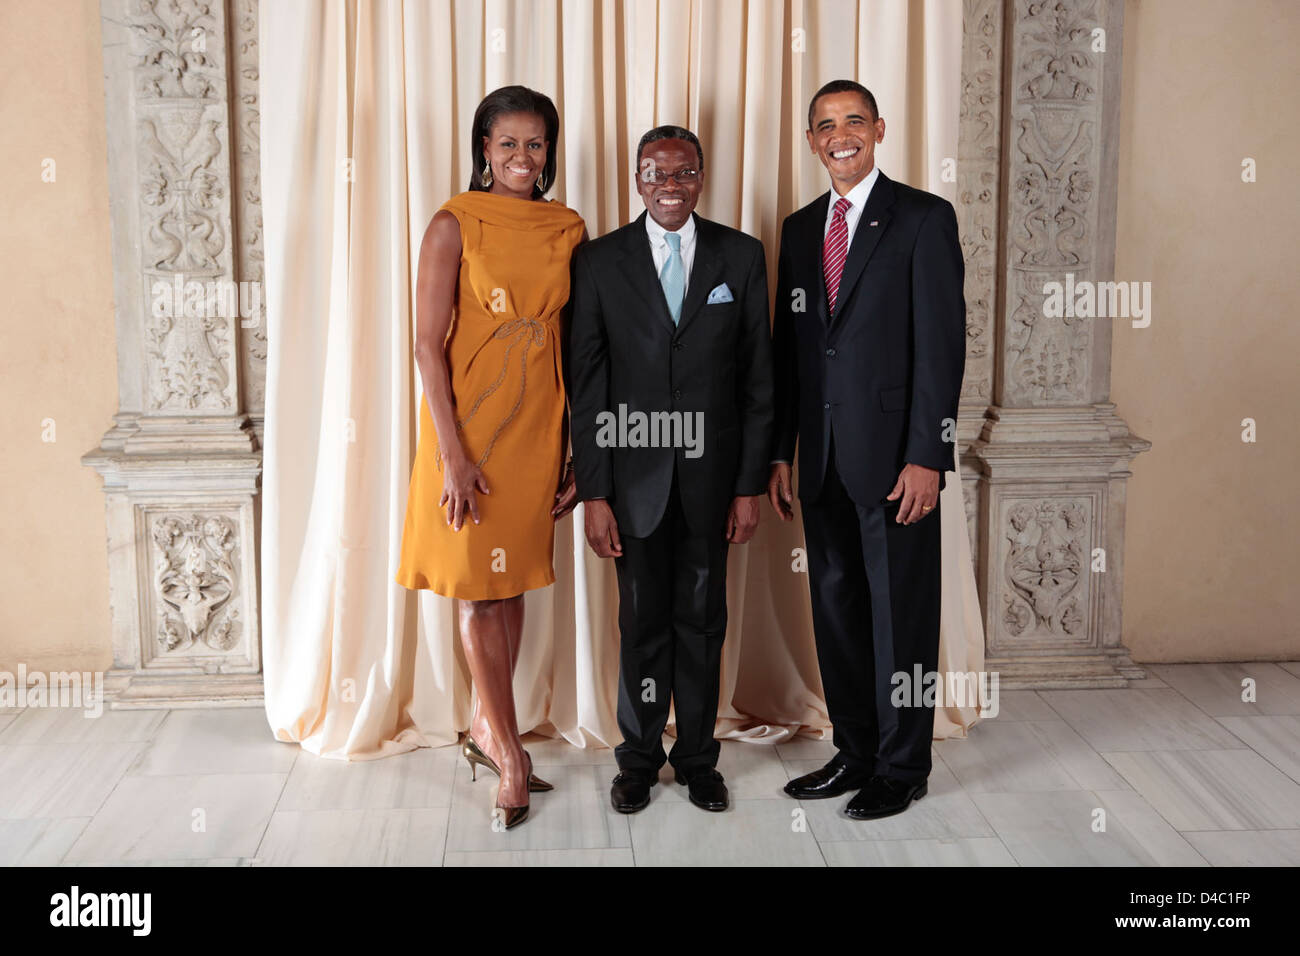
[828,164,879,213]
[645,210,698,294]
[646,209,697,248]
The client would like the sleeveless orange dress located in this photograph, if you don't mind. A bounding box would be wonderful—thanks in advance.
[396,191,586,600]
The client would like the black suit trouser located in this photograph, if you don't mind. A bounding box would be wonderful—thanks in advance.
[613,468,729,773]
[801,433,942,782]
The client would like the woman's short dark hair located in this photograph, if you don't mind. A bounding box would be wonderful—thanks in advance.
[468,85,559,198]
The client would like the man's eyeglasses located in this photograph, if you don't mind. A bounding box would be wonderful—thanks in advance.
[640,166,701,186]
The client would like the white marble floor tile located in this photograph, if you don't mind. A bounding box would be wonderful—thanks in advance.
[0,742,142,818]
[63,858,252,866]
[984,690,1058,721]
[774,733,836,764]
[445,848,636,866]
[63,772,287,862]
[1147,662,1300,716]
[1039,689,1247,751]
[820,837,1018,866]
[252,808,450,866]
[131,708,300,776]
[785,758,996,843]
[628,799,826,866]
[936,719,1128,792]
[1183,829,1300,866]
[0,706,166,745]
[443,763,631,853]
[1103,749,1300,831]
[1215,715,1300,784]
[711,741,791,800]
[1278,662,1300,680]
[0,818,90,865]
[517,732,616,766]
[972,789,1206,866]
[277,741,457,810]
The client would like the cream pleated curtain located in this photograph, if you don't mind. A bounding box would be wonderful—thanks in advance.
[260,0,983,760]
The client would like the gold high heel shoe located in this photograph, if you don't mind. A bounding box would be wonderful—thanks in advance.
[494,752,535,830]
[463,735,554,792]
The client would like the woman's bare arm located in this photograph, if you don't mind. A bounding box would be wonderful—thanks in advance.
[415,210,488,530]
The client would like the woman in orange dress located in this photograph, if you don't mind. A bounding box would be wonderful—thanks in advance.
[396,86,585,828]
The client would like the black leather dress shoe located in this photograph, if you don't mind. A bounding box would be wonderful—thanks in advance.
[844,774,928,820]
[674,766,729,811]
[610,769,656,813]
[783,760,872,799]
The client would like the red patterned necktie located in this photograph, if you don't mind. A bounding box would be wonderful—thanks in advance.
[823,196,852,314]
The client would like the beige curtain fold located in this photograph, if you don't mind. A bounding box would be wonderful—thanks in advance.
[261,0,983,761]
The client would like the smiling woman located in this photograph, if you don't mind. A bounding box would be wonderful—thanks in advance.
[394,85,587,829]
[468,85,559,199]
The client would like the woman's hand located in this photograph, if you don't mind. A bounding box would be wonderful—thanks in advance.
[552,463,577,519]
[439,449,489,531]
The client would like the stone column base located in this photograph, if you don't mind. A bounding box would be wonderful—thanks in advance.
[82,415,262,709]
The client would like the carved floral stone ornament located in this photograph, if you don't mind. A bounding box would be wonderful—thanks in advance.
[152,515,241,652]
[1003,501,1087,638]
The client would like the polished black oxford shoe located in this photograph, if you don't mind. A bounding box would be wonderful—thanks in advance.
[610,769,656,813]
[674,766,729,812]
[844,774,928,820]
[783,760,872,799]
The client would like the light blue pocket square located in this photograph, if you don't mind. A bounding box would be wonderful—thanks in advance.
[706,283,734,304]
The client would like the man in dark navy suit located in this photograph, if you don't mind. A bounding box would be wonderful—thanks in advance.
[769,81,966,819]
[569,126,773,815]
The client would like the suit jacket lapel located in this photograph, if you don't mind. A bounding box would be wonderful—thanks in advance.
[806,193,831,325]
[618,211,677,333]
[829,172,896,327]
[675,214,724,337]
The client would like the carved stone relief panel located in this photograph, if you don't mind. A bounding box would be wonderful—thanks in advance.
[139,505,259,672]
[129,0,240,414]
[989,489,1103,652]
[1001,0,1105,407]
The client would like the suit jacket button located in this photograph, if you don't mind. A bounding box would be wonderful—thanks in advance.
[674,342,683,350]
[674,389,683,400]
[823,402,831,409]
[826,348,835,357]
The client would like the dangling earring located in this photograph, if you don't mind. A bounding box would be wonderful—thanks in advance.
[480,162,493,187]
[536,170,548,192]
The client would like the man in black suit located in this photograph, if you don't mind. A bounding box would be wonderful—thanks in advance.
[769,81,965,819]
[569,125,773,814]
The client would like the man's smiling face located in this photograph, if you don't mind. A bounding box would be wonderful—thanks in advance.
[636,138,703,231]
[806,91,885,192]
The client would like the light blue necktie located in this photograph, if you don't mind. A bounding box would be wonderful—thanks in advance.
[659,231,685,325]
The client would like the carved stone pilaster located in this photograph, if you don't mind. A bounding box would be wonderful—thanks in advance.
[970,0,1149,688]
[83,0,266,708]
[230,0,266,432]
[957,0,1002,409]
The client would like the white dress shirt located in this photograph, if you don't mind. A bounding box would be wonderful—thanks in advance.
[646,210,698,296]
[823,164,880,247]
